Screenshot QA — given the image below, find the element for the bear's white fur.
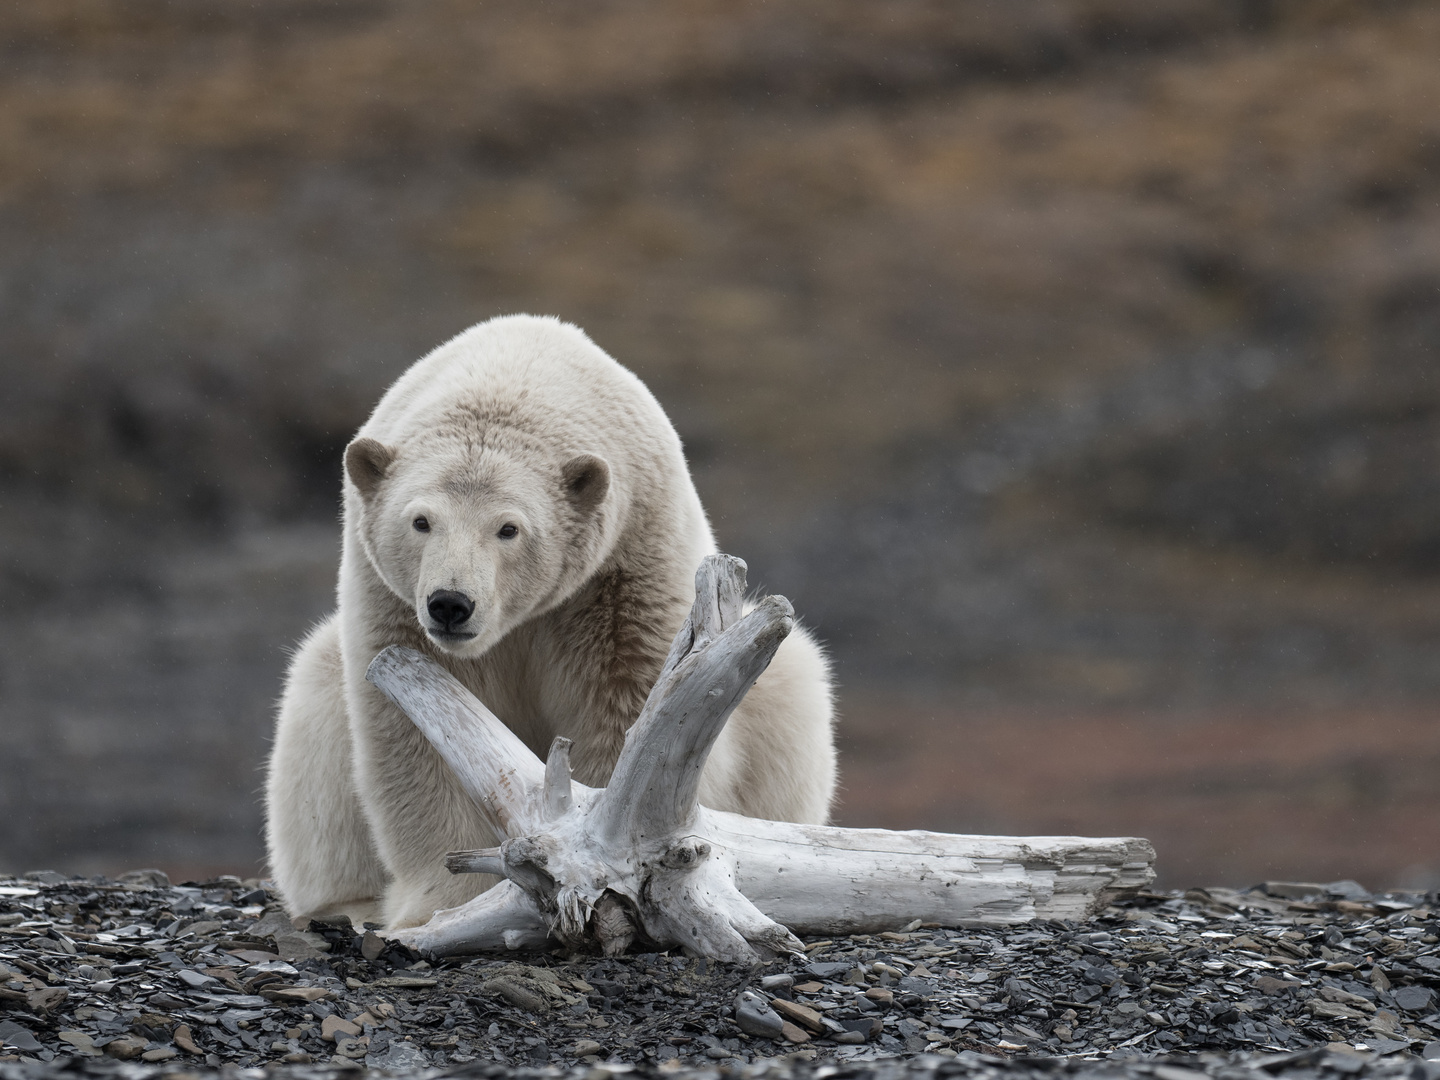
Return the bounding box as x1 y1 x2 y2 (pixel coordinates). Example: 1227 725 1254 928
265 315 837 929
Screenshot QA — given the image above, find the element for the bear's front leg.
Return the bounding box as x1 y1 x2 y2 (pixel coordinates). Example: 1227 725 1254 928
346 673 503 929
266 615 391 924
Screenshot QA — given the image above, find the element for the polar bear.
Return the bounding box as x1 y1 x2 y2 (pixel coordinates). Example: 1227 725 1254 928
265 315 837 930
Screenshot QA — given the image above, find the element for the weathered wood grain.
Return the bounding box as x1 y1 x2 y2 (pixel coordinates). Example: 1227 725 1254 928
370 555 1157 960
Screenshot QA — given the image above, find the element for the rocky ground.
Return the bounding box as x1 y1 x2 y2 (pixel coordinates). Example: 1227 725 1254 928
2 872 1438 1079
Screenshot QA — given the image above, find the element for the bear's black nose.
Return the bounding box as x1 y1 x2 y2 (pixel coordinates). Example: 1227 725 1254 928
426 590 475 631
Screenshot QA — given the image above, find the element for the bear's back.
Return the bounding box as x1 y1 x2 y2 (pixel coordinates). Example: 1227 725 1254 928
362 315 675 462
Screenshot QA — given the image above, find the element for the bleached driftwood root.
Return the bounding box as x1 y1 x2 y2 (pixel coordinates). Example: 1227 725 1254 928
367 555 1156 963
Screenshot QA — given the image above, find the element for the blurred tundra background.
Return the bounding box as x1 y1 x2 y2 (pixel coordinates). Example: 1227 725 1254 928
2 0 1439 891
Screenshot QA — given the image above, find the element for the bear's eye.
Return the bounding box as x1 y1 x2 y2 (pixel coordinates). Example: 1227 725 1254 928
412 516 430 533
497 523 519 540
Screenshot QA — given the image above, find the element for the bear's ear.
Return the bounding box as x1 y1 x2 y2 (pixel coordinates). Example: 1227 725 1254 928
345 437 397 499
561 454 610 512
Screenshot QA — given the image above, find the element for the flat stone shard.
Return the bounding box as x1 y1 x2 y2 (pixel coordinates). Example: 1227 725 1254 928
55 1030 101 1056
780 1021 811 1043
116 868 170 889
1327 880 1373 901
772 997 826 1034
103 1036 148 1060
320 1015 361 1042
1394 984 1434 1012
334 1035 369 1059
0 1022 41 1052
25 986 67 1013
262 985 332 1003
172 1024 201 1055
249 910 331 960
1254 975 1299 995
1263 881 1330 899
21 871 68 886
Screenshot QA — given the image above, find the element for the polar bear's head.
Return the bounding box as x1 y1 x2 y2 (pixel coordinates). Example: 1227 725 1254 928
344 432 613 657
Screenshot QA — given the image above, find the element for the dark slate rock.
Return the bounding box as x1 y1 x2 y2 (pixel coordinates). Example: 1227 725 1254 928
1364 1037 1410 1056
837 1017 881 1040
19 872 68 886
897 976 938 996
1326 880 1373 901
0 1024 41 1053
1394 985 1435 1012
733 991 784 1039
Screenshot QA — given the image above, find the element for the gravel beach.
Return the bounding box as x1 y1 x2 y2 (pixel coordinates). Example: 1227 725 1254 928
3 872 1438 1079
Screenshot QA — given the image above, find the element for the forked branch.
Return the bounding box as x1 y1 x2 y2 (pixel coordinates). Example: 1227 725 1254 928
368 555 1156 960
595 556 792 845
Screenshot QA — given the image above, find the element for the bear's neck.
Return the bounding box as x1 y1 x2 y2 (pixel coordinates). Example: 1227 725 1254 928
504 546 699 782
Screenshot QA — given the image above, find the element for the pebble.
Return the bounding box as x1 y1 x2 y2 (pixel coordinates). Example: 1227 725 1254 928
359 931 385 962
318 1015 360 1042
53 1032 98 1057
101 1036 146 1060
780 1021 811 1043
735 990 785 1039
171 1024 199 1055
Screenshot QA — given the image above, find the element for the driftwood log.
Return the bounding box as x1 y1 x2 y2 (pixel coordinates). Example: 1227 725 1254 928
368 555 1155 963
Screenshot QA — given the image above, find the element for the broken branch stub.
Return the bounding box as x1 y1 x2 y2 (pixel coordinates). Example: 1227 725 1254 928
368 554 1157 961
542 736 574 819
387 877 550 955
